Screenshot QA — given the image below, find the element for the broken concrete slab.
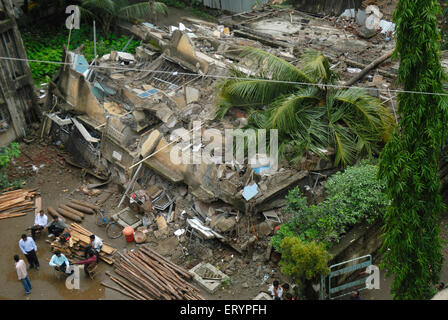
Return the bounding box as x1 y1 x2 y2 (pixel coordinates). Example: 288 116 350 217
185 87 200 104
214 216 236 233
166 30 209 74
189 262 230 294
253 292 273 300
141 130 162 157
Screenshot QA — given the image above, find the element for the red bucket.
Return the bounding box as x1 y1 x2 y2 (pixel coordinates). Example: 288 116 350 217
123 226 134 242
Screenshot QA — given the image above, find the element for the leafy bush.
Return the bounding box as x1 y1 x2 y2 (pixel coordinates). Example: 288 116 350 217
271 161 388 250
278 236 331 282
21 25 140 84
0 143 21 189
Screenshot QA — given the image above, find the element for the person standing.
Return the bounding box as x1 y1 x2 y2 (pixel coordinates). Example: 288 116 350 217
268 280 283 300
18 234 40 270
14 255 32 295
30 210 48 239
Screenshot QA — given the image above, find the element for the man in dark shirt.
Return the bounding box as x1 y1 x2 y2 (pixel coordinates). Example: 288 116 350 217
47 216 67 238
350 290 362 300
73 251 97 277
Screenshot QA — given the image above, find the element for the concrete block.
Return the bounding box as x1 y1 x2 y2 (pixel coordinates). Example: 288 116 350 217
253 292 273 300
185 87 200 104
141 130 161 157
189 262 230 294
112 207 142 230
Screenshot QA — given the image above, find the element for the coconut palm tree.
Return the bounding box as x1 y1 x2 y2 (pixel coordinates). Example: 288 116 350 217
81 0 168 36
216 47 395 166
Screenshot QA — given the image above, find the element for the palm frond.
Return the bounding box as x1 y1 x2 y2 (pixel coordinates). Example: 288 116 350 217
333 88 390 130
117 3 151 21
154 2 168 15
329 123 357 166
225 79 295 106
267 87 321 133
248 110 269 129
78 6 100 23
240 46 315 83
301 50 337 84
82 0 116 15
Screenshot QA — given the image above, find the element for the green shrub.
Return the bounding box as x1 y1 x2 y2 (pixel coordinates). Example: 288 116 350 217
21 25 140 84
278 236 331 282
0 143 21 190
271 161 388 250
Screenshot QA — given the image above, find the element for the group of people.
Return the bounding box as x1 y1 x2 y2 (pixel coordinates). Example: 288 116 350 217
268 280 295 300
14 209 103 295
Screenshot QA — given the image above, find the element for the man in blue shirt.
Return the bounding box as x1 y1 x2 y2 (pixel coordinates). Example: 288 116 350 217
18 234 40 270
49 250 73 274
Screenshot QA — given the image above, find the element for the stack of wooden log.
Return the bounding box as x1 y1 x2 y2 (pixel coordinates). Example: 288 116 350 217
47 199 100 223
49 223 117 265
103 244 204 300
0 188 36 220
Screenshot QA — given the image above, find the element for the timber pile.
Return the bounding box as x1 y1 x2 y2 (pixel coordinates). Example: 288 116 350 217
103 244 204 300
49 223 117 265
0 188 36 220
49 200 97 222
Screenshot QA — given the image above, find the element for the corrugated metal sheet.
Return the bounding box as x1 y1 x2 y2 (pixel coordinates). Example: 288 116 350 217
202 0 269 13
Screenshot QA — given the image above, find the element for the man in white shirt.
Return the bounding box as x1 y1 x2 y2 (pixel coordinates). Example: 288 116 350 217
49 250 73 274
18 234 40 270
84 234 102 261
14 254 32 294
268 280 283 300
30 210 48 239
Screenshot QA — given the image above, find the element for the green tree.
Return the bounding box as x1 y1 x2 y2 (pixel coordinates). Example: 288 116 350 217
378 0 448 300
216 47 394 166
81 0 168 36
278 236 331 283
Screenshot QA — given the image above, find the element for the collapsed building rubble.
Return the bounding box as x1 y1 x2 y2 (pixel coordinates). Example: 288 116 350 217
38 4 403 281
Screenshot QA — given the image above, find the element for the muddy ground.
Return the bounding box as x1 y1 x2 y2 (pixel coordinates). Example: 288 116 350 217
4 139 448 300
0 139 290 300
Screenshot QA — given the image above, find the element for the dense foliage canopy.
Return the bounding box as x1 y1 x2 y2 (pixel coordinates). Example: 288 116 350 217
378 0 448 300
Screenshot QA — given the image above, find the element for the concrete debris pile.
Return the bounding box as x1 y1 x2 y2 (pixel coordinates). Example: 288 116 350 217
49 223 117 265
0 188 37 220
41 4 398 269
103 244 204 300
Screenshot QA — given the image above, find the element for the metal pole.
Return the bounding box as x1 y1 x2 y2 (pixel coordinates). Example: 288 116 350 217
93 20 97 66
118 163 143 208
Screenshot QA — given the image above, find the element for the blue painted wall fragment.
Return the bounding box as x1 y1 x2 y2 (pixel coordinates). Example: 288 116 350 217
242 183 259 201
138 88 160 98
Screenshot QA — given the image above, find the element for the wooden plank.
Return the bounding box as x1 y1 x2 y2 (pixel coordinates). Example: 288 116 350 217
0 212 27 219
57 207 82 222
70 199 101 211
34 196 42 215
66 202 95 214
60 204 85 219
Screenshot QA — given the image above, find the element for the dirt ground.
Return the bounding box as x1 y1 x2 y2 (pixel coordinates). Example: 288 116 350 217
3 138 448 300
0 139 288 300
